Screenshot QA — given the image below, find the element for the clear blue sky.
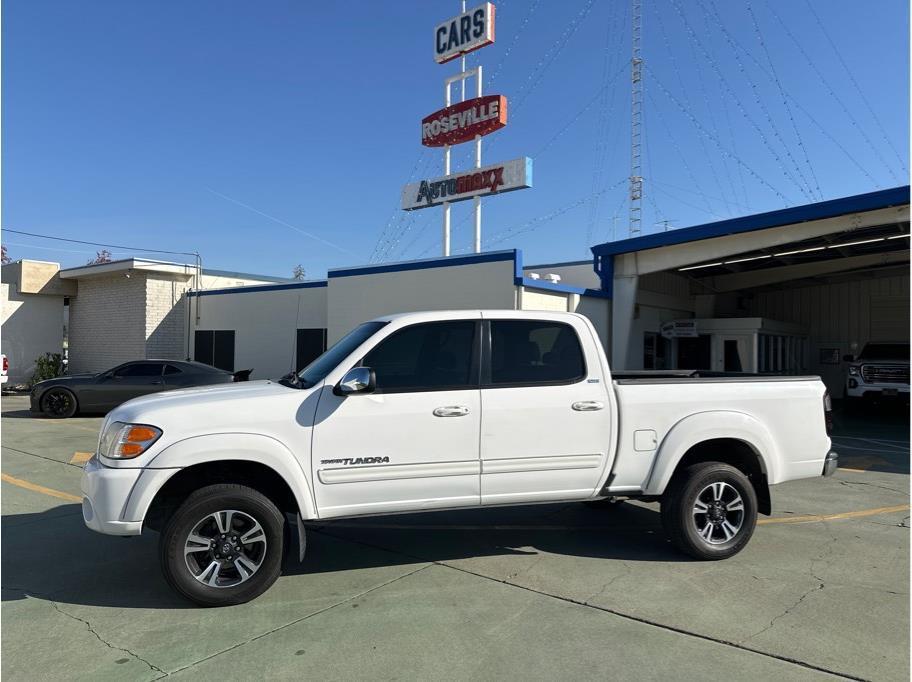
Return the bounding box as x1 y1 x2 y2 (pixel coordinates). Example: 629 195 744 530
2 0 908 278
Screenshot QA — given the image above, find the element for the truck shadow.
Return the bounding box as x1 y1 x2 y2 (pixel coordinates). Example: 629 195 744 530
1 501 678 609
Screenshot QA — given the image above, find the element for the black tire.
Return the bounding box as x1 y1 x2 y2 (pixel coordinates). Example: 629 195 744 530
661 462 757 560
41 388 78 418
160 484 285 607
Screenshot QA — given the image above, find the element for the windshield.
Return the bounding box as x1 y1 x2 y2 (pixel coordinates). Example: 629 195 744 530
295 321 387 388
858 344 910 361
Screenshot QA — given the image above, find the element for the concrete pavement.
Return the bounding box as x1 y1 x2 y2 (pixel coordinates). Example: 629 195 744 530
1 395 908 680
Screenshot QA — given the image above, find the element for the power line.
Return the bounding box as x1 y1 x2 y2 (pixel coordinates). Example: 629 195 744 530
698 0 816 202
651 2 729 216
746 2 823 201
585 1 629 250
2 228 198 257
703 1 881 190
484 178 627 247
667 0 798 205
485 0 542 87
802 0 907 175
460 0 599 169
646 88 723 220
761 0 901 184
703 1 815 202
648 65 791 205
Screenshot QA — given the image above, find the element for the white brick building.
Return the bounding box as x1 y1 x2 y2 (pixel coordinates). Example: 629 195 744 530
55 259 292 373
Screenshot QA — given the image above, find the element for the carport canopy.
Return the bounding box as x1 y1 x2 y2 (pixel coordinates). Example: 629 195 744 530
591 186 910 367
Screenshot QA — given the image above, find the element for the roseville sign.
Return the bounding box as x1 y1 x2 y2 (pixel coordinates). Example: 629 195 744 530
434 3 495 64
421 95 507 147
401 157 532 211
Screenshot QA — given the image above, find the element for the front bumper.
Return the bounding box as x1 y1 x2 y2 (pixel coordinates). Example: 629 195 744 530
845 382 910 399
822 451 838 477
80 456 143 535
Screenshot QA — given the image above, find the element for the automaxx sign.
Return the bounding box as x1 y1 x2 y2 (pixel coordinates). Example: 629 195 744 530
401 157 532 211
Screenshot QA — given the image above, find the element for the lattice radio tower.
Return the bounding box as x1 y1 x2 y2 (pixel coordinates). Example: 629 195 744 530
629 0 644 237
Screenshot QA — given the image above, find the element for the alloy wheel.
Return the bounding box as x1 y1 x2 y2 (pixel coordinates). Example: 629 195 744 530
692 481 744 545
183 510 268 588
44 390 72 417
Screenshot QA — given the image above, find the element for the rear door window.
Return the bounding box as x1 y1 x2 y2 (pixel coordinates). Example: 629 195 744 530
487 320 585 386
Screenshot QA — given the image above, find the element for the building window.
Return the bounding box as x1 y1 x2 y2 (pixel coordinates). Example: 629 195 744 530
644 332 668 369
194 330 235 372
296 328 328 372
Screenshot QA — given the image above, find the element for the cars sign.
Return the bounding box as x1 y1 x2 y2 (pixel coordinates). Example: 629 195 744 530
434 3 495 64
421 95 507 147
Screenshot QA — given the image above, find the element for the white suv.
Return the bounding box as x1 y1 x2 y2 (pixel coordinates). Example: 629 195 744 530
845 342 910 404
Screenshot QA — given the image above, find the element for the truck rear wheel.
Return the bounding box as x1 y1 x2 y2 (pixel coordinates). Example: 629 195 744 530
661 462 757 560
160 483 285 606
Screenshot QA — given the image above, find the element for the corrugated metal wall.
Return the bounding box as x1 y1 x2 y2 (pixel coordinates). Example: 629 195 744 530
748 270 909 396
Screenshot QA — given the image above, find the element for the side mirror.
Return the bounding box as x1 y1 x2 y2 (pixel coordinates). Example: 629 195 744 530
336 367 376 395
842 354 854 362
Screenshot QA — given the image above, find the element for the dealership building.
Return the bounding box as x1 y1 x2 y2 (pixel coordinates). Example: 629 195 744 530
2 186 908 396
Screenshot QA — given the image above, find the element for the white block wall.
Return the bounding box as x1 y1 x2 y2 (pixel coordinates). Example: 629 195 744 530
68 272 192 373
520 286 611 350
749 270 909 396
146 275 191 359
189 284 328 380
68 273 150 372
1 282 65 384
327 259 518 343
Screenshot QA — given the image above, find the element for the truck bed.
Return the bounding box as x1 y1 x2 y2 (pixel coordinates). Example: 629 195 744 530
612 370 821 384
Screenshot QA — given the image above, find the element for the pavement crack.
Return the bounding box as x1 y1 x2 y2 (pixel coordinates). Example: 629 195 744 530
163 563 431 677
49 600 166 675
313 528 864 681
0 445 83 469
584 562 631 605
837 479 909 496
740 581 825 644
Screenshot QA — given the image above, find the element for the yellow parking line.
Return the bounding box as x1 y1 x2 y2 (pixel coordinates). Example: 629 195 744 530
69 452 93 465
758 504 910 525
0 473 82 503
0 470 907 527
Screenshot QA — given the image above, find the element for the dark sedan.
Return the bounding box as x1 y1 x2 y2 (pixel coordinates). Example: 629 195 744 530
30 360 244 418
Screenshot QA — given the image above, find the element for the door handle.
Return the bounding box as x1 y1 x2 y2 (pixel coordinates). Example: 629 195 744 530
572 400 604 411
433 405 470 417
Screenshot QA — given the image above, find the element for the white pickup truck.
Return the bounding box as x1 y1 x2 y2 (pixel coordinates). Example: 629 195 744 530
81 311 836 606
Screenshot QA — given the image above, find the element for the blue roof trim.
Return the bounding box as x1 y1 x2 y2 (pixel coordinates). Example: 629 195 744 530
591 186 910 257
515 276 612 299
189 280 328 297
329 250 518 278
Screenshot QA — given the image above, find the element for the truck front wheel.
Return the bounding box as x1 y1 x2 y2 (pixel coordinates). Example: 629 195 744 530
661 462 757 560
160 483 285 606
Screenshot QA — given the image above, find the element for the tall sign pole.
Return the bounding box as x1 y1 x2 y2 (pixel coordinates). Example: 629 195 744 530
629 0 643 237
405 3 532 253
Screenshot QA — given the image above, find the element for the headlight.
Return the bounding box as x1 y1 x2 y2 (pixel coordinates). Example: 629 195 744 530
848 365 859 376
99 421 162 459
